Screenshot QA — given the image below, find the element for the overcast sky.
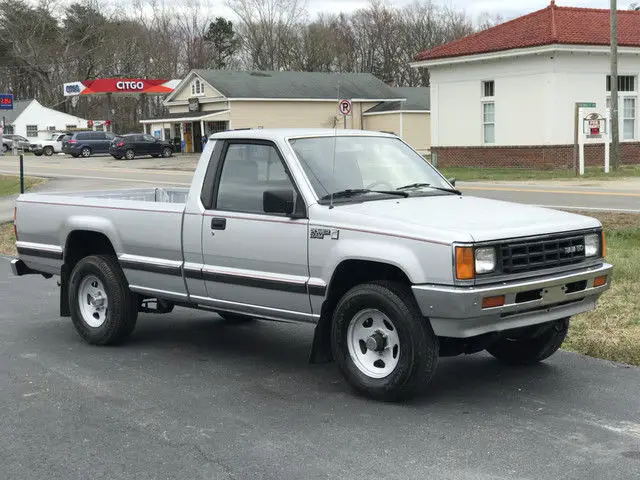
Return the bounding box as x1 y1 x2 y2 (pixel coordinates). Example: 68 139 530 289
307 0 639 18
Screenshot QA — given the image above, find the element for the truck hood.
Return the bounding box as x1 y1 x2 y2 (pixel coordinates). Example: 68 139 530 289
316 195 601 243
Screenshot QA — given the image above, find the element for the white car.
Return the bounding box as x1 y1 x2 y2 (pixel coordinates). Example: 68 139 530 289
31 132 68 156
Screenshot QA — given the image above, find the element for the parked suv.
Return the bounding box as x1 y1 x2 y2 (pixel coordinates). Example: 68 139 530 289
110 133 174 160
62 131 116 157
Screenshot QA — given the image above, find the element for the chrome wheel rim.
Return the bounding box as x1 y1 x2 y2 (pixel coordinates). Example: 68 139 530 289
126 150 134 159
82 148 90 157
347 308 400 379
163 148 171 157
78 275 109 328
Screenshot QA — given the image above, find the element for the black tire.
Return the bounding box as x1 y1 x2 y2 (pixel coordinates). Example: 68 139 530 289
125 149 135 160
218 312 255 323
68 255 138 345
43 146 54 156
34 151 43 156
81 147 91 158
162 147 172 158
71 154 79 158
331 281 438 402
486 318 569 365
112 155 123 160
2 144 8 152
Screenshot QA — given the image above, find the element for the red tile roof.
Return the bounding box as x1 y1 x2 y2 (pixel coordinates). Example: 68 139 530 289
415 1 640 61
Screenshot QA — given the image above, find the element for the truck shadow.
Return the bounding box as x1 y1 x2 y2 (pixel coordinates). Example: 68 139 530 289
126 312 568 405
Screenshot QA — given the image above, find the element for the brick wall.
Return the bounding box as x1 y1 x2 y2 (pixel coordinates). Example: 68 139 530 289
432 143 640 169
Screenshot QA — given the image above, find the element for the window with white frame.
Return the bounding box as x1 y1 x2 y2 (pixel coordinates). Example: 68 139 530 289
623 97 636 140
26 125 38 137
482 80 495 98
191 78 205 96
607 75 635 92
482 102 495 144
606 75 637 140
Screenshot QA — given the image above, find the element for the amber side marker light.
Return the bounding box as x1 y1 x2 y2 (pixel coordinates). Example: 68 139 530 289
601 230 606 258
482 295 505 309
455 246 474 280
593 276 607 288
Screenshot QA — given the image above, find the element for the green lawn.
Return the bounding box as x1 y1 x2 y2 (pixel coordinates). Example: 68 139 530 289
439 165 640 182
0 175 43 197
564 212 640 366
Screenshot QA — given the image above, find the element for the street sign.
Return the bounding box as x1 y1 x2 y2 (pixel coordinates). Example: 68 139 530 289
0 93 13 110
577 102 596 108
338 99 352 116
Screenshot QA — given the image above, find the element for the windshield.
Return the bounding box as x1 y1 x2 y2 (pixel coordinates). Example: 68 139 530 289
289 136 451 200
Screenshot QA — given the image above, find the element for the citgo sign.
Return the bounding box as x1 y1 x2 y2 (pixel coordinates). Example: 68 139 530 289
63 78 177 96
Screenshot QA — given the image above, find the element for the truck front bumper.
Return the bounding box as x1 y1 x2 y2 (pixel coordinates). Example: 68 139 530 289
412 263 612 338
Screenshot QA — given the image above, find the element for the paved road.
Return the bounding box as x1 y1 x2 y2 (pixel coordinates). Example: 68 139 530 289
0 155 638 216
1 258 639 480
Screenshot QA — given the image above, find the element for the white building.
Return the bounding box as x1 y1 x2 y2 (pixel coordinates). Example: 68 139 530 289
412 1 640 168
2 99 88 142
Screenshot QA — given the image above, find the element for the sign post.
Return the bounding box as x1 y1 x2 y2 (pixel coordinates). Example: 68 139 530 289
338 99 352 129
577 107 608 175
0 94 13 157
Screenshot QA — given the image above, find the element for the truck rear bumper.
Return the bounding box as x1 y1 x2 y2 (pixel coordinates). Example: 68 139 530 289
11 258 42 276
412 263 612 338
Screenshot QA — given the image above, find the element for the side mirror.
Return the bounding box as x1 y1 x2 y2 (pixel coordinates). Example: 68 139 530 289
448 178 456 187
263 189 294 216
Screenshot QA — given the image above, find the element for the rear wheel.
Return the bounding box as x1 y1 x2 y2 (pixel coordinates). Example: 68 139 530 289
162 147 172 158
68 255 138 345
81 147 91 158
43 146 54 156
125 149 135 160
486 318 569 365
331 281 438 402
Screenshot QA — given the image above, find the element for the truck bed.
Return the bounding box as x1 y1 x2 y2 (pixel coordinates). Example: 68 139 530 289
14 187 190 299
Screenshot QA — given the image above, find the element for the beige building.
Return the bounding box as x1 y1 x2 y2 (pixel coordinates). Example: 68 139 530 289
141 70 430 154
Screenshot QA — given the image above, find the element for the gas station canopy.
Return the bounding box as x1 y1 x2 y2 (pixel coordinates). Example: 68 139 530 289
63 78 181 96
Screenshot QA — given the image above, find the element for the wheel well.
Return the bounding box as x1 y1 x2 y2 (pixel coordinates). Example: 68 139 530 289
59 230 117 317
309 260 411 364
64 230 116 269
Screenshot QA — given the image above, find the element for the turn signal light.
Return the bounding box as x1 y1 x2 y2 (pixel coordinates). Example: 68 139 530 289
455 246 474 280
593 276 607 288
482 295 505 309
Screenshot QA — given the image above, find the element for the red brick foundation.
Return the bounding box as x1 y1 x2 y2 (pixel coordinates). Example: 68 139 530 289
432 143 640 169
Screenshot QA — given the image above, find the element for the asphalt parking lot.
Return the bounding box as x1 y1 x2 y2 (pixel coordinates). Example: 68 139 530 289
1 258 639 480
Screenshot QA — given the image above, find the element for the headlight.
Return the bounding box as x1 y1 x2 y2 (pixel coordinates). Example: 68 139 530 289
475 247 496 274
584 233 600 257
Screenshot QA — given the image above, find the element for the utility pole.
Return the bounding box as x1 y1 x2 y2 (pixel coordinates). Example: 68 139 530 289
610 0 620 170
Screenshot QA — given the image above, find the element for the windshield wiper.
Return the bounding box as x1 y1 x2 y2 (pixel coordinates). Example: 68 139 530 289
320 189 408 201
396 183 461 195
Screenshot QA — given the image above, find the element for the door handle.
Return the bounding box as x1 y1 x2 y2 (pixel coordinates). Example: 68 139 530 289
211 217 227 230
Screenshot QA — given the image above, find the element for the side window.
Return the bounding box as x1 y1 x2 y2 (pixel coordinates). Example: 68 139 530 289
105 132 115 140
76 132 89 140
216 143 295 215
143 134 156 142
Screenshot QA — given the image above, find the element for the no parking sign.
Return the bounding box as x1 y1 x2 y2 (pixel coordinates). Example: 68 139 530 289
338 99 352 116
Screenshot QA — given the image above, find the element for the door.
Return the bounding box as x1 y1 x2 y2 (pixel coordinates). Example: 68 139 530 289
143 134 160 155
198 140 313 322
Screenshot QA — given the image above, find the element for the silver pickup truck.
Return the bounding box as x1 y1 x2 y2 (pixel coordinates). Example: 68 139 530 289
11 128 612 401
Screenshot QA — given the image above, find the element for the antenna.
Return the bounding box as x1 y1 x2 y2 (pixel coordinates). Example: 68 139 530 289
330 76 340 210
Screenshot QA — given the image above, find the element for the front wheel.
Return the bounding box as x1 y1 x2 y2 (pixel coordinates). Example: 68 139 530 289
125 149 135 160
68 255 138 345
331 281 439 402
162 147 172 158
34 151 43 156
486 318 569 365
43 146 54 156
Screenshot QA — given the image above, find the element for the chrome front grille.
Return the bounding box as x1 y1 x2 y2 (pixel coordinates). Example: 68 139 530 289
499 233 586 275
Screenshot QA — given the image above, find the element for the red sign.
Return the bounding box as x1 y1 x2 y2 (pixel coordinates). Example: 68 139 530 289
64 78 177 96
